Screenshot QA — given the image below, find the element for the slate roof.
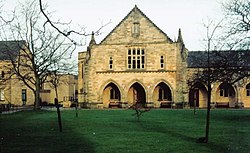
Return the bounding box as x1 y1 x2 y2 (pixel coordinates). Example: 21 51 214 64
0 40 25 60
188 50 250 68
100 5 173 44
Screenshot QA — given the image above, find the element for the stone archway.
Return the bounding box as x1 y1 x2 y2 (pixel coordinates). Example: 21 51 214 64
153 82 172 108
127 82 146 106
215 82 236 108
189 82 208 108
244 83 250 107
103 83 121 108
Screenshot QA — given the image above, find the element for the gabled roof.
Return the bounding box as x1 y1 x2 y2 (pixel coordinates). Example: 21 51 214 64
0 40 25 60
188 50 250 68
100 5 173 44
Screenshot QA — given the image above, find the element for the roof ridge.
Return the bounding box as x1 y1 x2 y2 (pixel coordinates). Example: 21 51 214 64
100 5 173 44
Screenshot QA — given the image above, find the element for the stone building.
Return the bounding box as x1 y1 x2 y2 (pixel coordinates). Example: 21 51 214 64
78 6 250 108
0 41 77 107
187 51 250 108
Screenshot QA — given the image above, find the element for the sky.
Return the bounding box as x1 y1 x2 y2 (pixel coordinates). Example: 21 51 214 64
5 0 225 52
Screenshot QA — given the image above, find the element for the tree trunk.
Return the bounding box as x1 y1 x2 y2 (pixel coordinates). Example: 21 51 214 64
55 87 58 100
205 83 211 143
34 78 41 110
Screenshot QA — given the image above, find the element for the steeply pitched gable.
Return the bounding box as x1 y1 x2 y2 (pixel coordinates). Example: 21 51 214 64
100 5 173 45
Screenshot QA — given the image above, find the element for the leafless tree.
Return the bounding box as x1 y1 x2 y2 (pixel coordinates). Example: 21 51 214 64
128 103 150 121
0 0 75 110
189 0 250 142
222 0 250 50
38 0 110 45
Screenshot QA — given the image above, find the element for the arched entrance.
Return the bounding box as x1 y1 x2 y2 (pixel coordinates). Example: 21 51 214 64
244 83 250 107
189 82 208 108
102 83 121 108
246 83 250 96
215 82 236 107
153 82 172 108
127 82 146 106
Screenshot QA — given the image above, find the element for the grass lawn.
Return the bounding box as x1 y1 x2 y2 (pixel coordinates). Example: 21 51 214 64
1 109 250 153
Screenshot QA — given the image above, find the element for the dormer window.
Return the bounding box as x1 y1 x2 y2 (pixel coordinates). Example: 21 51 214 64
132 22 140 37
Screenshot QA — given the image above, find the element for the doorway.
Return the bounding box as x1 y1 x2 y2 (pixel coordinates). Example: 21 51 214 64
128 82 146 106
189 82 208 108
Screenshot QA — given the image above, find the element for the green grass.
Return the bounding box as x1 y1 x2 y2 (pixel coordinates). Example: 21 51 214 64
1 109 250 153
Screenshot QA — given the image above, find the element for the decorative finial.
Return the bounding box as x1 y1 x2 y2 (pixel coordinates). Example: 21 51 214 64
134 4 138 10
89 31 96 46
177 28 184 44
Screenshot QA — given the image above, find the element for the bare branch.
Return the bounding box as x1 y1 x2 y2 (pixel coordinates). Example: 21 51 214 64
38 0 111 46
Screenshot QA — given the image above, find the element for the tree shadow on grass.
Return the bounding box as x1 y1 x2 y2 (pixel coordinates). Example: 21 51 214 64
0 110 95 153
133 119 228 153
214 114 250 123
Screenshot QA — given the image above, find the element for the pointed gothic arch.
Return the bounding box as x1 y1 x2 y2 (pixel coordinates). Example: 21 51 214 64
153 82 172 108
127 82 146 107
243 83 250 107
215 82 236 107
189 82 208 108
102 82 121 108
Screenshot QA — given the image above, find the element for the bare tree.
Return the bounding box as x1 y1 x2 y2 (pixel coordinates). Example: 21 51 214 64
128 103 150 121
38 0 110 45
222 0 250 50
188 0 250 142
188 19 222 143
0 0 75 110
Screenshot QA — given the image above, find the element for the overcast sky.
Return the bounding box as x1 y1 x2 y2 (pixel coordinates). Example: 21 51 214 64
5 0 225 52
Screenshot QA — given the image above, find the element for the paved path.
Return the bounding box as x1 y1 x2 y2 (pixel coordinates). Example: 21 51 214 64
1 106 33 115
